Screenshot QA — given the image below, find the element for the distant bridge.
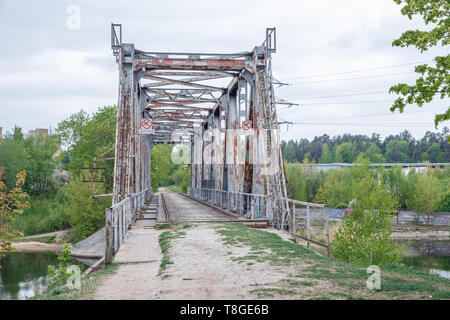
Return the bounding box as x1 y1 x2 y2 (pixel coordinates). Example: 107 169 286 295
302 162 450 172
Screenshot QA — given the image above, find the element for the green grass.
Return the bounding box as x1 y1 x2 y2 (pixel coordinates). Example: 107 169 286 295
156 222 192 230
32 264 119 300
12 235 56 244
158 228 187 274
214 222 450 300
167 185 183 193
13 193 71 236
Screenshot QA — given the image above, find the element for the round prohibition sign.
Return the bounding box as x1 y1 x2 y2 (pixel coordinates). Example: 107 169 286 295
142 119 152 129
242 120 252 130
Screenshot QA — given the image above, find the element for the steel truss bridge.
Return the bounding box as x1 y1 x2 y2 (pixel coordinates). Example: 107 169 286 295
108 24 294 231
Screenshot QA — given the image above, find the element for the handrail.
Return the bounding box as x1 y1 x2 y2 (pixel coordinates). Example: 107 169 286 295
191 187 330 256
105 187 152 264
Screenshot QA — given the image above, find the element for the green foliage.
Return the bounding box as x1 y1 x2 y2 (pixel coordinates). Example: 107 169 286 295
335 142 357 163
0 168 30 264
151 145 176 192
319 144 334 163
439 190 450 212
13 193 71 236
358 142 386 163
385 140 410 162
60 178 110 241
390 0 449 127
0 127 57 195
56 106 117 190
285 163 307 201
408 170 442 220
281 128 449 164
47 244 75 291
330 175 406 266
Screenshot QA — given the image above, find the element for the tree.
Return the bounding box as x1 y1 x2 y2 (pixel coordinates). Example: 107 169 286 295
55 110 90 151
409 170 442 223
335 142 357 163
319 144 334 163
385 140 410 162
390 0 449 129
283 141 297 163
358 142 386 163
330 175 406 265
61 177 110 241
0 168 30 261
151 145 176 192
285 164 307 201
303 152 312 163
56 106 117 190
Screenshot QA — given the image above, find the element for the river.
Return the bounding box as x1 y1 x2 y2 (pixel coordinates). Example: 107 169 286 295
1 240 449 300
0 252 87 300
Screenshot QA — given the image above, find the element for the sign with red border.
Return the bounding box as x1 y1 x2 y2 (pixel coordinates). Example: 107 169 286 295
142 119 152 129
242 120 252 130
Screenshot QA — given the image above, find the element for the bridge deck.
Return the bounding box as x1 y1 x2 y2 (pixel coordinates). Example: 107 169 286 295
159 190 236 222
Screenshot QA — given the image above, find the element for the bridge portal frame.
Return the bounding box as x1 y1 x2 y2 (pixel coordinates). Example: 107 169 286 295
110 24 289 227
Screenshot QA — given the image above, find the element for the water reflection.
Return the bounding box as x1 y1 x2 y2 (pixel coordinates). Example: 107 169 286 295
0 252 86 300
401 240 450 280
0 252 57 300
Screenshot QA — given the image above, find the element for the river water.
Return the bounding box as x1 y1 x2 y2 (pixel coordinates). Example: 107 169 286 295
401 239 450 280
1 240 449 300
0 252 87 300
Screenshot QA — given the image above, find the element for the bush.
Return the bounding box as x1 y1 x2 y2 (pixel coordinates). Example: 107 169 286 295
439 191 450 212
330 175 407 266
61 178 110 241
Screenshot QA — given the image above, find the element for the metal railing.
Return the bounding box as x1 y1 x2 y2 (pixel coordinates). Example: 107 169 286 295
192 187 330 256
192 187 270 220
105 188 152 264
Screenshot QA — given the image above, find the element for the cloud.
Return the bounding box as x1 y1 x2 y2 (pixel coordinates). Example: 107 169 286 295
0 0 447 139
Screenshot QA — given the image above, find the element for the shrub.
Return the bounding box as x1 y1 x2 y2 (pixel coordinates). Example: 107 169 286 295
61 178 110 241
330 175 407 266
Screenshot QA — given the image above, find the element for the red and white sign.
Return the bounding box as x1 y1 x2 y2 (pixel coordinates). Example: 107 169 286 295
142 119 152 129
242 120 252 130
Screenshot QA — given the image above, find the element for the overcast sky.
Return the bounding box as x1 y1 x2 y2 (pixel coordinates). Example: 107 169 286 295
0 0 448 141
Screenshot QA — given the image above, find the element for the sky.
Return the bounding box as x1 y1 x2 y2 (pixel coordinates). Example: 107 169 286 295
0 0 448 141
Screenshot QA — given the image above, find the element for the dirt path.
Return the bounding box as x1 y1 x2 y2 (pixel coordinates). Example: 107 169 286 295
92 224 310 300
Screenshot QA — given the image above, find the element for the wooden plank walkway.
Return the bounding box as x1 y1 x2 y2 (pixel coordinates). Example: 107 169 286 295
161 192 236 222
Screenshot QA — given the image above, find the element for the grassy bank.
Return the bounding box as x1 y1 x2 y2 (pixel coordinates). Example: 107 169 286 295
32 264 119 300
13 193 71 236
215 222 450 299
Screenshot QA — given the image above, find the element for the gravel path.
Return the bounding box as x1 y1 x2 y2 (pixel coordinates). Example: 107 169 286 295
91 224 299 300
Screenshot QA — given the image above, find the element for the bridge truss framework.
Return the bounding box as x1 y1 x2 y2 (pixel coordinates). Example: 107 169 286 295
110 24 291 227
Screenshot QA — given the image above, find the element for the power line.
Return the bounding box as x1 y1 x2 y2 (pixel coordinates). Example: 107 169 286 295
280 60 433 81
281 107 446 123
287 122 433 128
286 71 415 86
287 90 387 100
284 89 446 101
294 99 394 106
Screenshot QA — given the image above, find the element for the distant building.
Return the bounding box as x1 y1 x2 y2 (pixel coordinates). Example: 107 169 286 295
28 128 48 139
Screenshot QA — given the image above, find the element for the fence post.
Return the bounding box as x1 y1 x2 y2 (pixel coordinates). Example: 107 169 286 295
324 207 331 257
292 201 296 242
105 207 113 264
306 205 311 251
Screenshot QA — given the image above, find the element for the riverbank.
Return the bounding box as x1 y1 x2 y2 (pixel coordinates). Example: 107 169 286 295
4 229 73 253
41 222 449 300
390 224 450 240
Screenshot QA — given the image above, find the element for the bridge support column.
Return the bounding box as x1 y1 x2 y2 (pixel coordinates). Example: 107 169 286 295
113 43 135 204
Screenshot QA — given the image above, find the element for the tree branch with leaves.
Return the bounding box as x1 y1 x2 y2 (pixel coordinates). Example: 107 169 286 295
390 0 449 129
0 168 30 259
